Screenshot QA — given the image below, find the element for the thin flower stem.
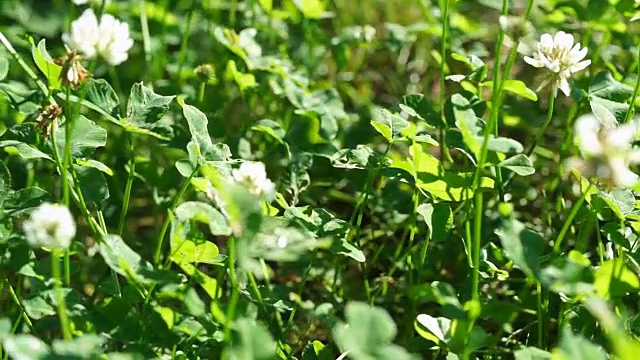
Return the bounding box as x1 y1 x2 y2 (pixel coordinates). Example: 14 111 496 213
623 45 640 124
139 0 152 71
536 281 544 348
466 1 509 331
487 0 509 198
117 137 136 236
438 0 453 164
177 0 197 84
153 166 199 266
223 237 239 353
0 32 50 97
229 0 238 27
62 89 73 207
246 269 290 356
471 191 483 302
51 249 72 340
5 279 35 332
526 91 556 157
553 181 594 253
198 82 206 105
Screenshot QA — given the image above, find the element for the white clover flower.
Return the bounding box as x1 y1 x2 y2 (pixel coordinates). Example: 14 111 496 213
567 114 640 187
62 9 133 66
232 162 276 199
23 203 76 249
524 31 591 96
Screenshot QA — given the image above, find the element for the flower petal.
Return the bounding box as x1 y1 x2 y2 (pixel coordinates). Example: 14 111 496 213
557 76 571 96
524 56 545 68
569 59 591 73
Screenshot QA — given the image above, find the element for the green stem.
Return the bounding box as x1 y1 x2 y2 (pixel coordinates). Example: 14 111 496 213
153 166 198 265
526 90 556 157
62 89 72 207
553 182 593 253
0 32 50 96
437 0 453 164
223 237 239 351
623 45 640 123
198 82 206 105
52 250 72 340
117 137 136 236
487 0 511 198
471 192 483 302
229 0 238 27
139 0 152 74
536 281 544 348
5 280 35 333
177 1 197 84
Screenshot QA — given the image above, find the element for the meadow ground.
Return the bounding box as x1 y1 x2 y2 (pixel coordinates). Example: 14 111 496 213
2 0 640 359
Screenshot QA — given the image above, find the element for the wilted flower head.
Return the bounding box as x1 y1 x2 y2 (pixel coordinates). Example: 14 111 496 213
54 51 90 87
63 9 133 66
524 31 591 96
23 203 76 249
566 114 640 187
36 103 63 139
232 162 276 199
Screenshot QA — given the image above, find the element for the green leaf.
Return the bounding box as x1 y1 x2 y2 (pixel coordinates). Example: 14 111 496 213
483 80 538 101
556 327 607 360
0 56 8 82
76 159 114 176
589 71 634 103
226 60 256 91
590 97 629 126
333 302 413 359
170 218 223 264
498 154 535 176
292 0 326 19
2 335 50 359
332 239 365 262
124 83 175 139
495 217 543 278
55 115 107 158
415 314 451 346
487 137 523 154
85 78 120 117
251 119 286 144
106 353 145 360
178 98 232 161
594 259 640 299
402 94 444 129
52 335 104 358
514 347 551 360
371 108 409 142
22 291 57 319
228 318 276 360
0 318 10 340
183 287 206 318
588 71 634 125
417 203 452 242
452 93 483 156
99 234 144 279
30 39 62 90
175 201 230 236
601 222 632 249
3 186 51 216
0 140 53 161
73 164 109 208
540 250 594 295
